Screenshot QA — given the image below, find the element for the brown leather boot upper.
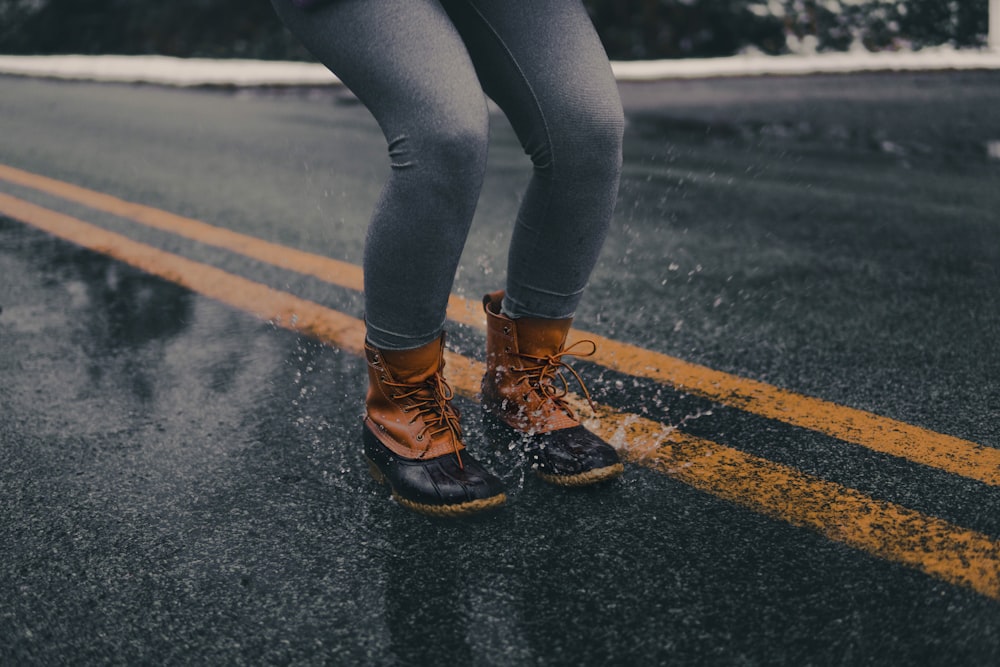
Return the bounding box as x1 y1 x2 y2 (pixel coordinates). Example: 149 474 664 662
482 291 593 434
364 336 465 463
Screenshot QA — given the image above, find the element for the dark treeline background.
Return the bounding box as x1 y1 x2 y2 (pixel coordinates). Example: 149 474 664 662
0 1 990 61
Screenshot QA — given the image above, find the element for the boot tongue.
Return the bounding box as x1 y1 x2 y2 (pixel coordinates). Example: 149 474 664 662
514 317 572 357
382 338 444 384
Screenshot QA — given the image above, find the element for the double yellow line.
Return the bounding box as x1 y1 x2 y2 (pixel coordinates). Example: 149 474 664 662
1 163 997 599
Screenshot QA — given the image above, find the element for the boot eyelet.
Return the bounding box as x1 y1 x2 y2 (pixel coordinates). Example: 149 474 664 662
371 353 379 362
416 434 424 441
504 346 511 353
503 326 511 334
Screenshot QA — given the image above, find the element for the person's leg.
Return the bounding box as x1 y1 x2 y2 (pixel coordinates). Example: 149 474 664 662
271 0 490 350
442 0 625 485
442 0 625 320
270 0 506 515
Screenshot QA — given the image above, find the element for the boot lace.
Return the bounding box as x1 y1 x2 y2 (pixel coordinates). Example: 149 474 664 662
513 339 599 419
385 374 464 468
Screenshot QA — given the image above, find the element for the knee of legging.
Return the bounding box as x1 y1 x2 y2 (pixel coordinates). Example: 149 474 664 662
388 116 488 184
540 102 625 182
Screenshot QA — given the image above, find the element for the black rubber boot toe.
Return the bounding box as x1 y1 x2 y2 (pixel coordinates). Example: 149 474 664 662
523 425 624 486
363 424 507 517
484 414 624 487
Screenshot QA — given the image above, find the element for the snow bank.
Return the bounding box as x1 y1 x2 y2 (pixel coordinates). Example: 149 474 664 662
0 55 341 87
0 49 998 87
611 48 1000 80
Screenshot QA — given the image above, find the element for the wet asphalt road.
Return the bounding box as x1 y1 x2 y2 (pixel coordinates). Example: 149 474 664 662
1 71 999 665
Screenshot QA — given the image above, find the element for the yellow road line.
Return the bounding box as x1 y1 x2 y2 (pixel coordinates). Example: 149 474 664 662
0 192 366 357
633 426 1000 601
0 163 366 292
2 191 998 600
569 337 1000 488
1 163 997 486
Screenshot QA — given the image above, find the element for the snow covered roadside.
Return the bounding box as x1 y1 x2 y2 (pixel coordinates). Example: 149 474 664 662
0 54 341 87
0 49 999 87
612 48 1000 80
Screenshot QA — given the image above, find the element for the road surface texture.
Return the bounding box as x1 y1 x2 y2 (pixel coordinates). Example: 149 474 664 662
1 70 999 665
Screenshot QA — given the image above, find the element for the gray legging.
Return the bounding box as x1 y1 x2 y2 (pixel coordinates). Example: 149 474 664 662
271 0 624 350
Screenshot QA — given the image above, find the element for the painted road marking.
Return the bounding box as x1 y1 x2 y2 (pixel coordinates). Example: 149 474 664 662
1 191 997 600
1 163 997 486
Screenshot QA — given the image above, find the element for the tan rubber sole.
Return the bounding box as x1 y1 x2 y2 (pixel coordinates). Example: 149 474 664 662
536 462 625 487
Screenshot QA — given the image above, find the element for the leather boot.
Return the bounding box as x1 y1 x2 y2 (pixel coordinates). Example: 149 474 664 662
481 291 623 486
363 334 506 517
